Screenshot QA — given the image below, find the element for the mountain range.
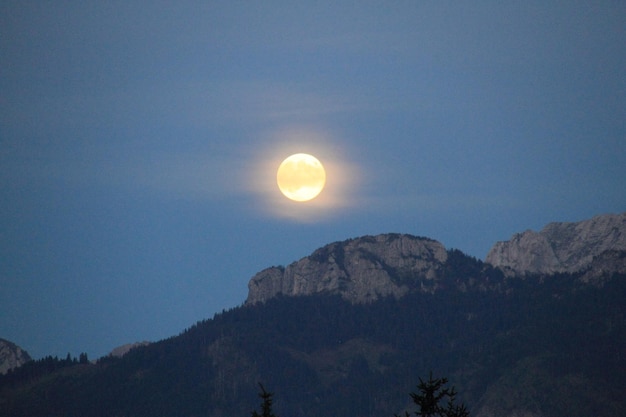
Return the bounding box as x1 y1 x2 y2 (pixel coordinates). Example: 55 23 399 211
1 212 625 417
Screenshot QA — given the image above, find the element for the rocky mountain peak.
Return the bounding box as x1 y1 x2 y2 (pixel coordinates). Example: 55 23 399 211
0 338 32 375
246 233 448 304
486 212 626 276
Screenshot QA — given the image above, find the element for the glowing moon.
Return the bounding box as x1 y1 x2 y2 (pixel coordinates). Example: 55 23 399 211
276 153 326 202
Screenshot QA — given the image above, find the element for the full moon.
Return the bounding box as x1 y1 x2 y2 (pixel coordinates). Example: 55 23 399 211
276 153 326 202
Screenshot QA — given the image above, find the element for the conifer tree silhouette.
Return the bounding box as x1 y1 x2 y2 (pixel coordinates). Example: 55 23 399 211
395 372 469 417
251 383 278 417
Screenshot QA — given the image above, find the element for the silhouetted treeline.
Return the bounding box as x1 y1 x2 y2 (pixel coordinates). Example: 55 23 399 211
1 352 89 387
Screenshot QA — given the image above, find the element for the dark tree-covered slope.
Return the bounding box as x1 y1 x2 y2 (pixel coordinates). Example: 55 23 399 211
1 250 625 417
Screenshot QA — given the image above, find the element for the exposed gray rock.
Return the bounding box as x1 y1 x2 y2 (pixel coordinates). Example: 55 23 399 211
0 338 32 375
486 212 626 275
580 249 626 284
247 234 448 304
108 341 151 358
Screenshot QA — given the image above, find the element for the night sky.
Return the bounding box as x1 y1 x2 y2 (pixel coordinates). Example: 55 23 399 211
2 2 625 359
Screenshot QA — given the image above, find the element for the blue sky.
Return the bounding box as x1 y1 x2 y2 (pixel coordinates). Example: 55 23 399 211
1 1 625 359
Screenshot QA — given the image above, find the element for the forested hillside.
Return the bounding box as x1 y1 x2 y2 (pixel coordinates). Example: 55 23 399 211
1 248 625 417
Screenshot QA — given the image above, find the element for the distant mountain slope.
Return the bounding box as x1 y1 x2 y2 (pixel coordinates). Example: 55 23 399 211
107 341 151 358
0 339 31 375
1 270 624 417
2 213 625 417
486 212 626 275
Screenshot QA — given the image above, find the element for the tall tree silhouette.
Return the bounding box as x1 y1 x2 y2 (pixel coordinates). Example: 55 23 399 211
395 372 469 417
251 383 278 417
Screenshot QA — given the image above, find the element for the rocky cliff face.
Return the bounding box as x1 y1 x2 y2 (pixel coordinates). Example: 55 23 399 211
0 338 31 375
486 212 626 276
247 234 448 304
